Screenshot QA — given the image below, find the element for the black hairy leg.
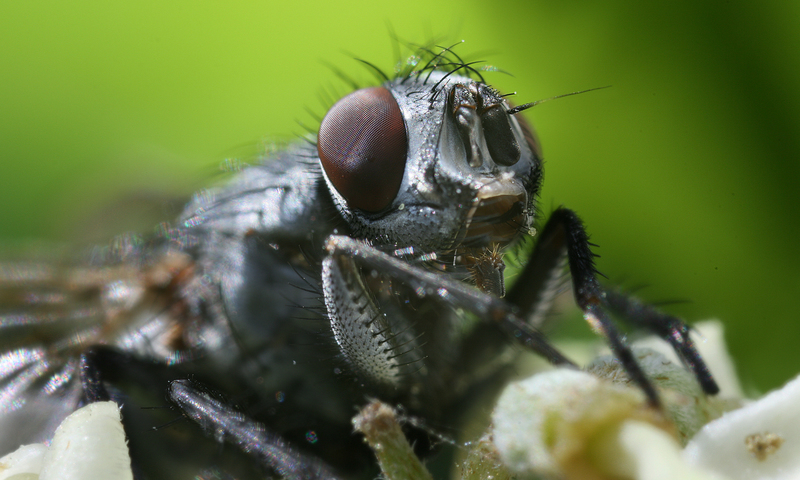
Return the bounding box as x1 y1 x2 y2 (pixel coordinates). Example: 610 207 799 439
508 207 719 404
78 346 338 479
324 207 719 408
603 289 720 395
169 380 340 480
323 235 576 370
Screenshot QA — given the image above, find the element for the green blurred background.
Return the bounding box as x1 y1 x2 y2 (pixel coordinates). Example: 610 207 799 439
1 2 798 392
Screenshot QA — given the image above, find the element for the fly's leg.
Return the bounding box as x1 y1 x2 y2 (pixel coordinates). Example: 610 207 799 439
169 380 341 480
507 207 719 402
81 348 343 479
322 235 576 386
324 205 719 407
79 346 132 403
79 346 173 403
603 290 720 394
321 252 431 390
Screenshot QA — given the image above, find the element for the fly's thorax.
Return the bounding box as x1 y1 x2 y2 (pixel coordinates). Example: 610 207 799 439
178 146 336 245
317 72 542 258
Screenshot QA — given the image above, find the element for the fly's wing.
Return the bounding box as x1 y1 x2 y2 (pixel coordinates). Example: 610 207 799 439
0 238 194 455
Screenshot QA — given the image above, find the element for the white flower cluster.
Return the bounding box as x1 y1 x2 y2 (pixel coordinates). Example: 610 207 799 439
491 321 799 480
0 402 133 480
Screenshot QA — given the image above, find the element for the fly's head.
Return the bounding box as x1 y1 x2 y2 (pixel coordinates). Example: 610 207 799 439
317 68 543 294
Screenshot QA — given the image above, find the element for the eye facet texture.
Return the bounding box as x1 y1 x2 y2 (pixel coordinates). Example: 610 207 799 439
318 87 407 213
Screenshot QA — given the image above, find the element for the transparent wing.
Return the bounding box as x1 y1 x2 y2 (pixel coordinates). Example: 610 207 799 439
0 239 193 454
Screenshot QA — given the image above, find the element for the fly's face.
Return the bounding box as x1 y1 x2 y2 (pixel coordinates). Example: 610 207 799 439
317 72 543 267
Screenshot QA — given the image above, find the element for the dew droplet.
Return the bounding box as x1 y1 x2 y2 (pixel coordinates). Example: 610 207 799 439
305 431 318 444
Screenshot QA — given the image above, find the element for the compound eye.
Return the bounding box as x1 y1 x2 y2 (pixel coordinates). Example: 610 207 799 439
318 87 407 213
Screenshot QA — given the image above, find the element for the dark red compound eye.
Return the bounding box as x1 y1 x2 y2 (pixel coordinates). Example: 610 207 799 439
317 87 408 213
